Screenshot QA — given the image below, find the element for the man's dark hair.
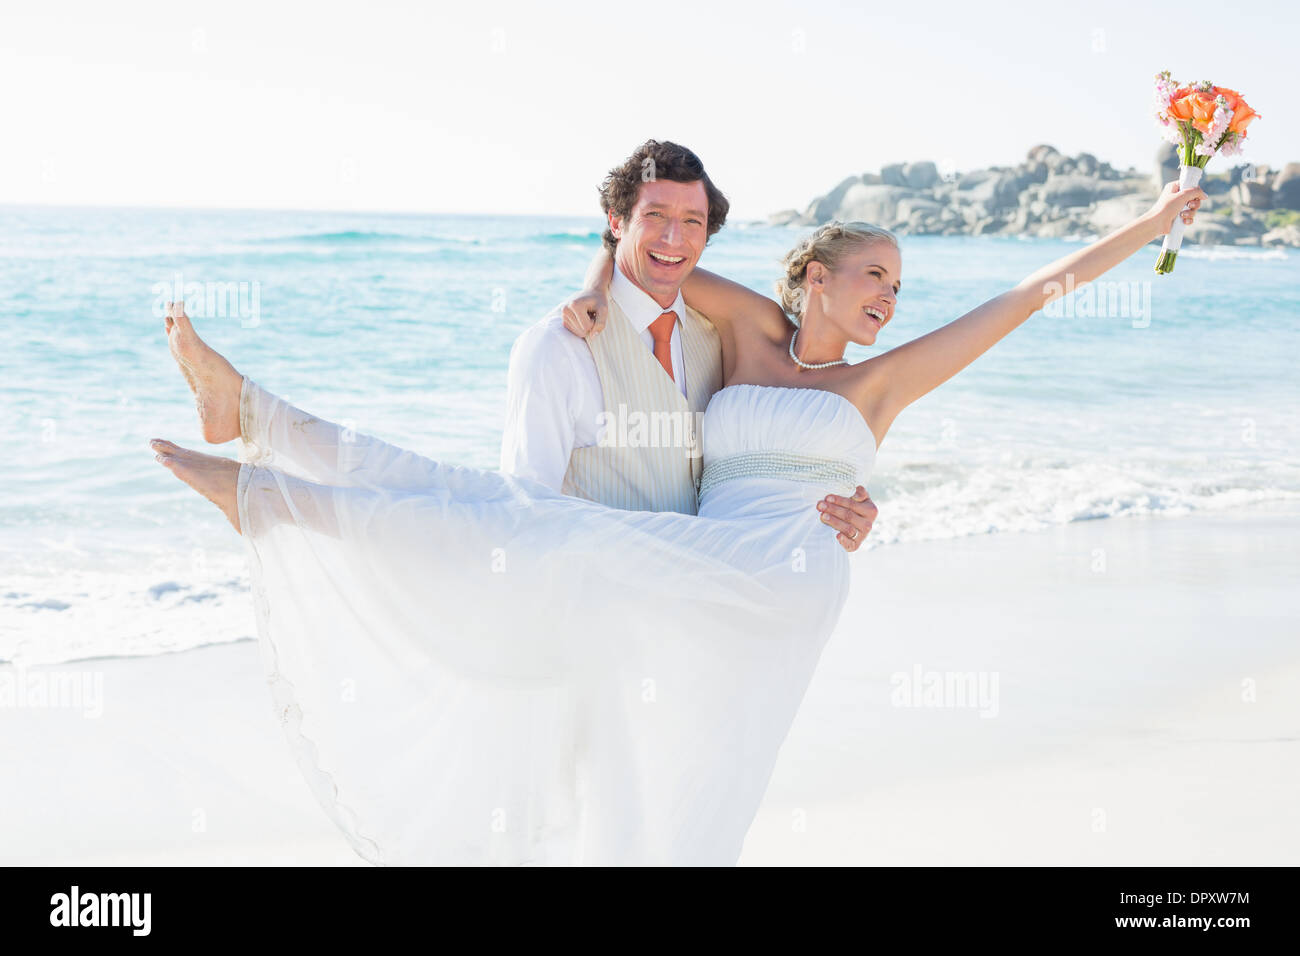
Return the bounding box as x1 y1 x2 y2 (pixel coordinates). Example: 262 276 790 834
598 140 729 254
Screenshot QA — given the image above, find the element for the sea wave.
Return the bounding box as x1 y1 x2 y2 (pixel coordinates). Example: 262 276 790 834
1175 245 1290 261
249 229 604 247
1 556 254 667
252 229 446 245
526 229 603 242
859 465 1300 550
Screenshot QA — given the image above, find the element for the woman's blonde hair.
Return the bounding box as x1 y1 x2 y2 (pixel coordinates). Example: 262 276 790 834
774 220 899 323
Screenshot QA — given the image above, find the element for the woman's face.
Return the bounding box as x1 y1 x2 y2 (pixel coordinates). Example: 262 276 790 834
806 241 901 345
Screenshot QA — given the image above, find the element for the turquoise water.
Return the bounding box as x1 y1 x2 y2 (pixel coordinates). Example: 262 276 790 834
2 206 1297 662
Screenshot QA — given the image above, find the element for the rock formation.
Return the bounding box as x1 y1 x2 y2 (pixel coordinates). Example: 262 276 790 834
768 146 1300 247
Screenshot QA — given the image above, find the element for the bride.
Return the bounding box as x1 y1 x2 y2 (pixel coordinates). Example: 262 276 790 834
152 181 1203 866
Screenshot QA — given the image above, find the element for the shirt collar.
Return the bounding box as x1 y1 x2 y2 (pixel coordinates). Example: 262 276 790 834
610 260 687 334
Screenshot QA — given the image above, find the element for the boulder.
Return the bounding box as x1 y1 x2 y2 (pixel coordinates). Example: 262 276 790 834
966 171 1022 212
1087 195 1152 234
836 183 918 225
767 208 803 226
902 161 939 190
1202 175 1233 196
1007 206 1035 232
1229 212 1266 234
1019 161 1049 185
1074 152 1099 175
809 175 868 223
931 177 958 199
1183 218 1240 246
1272 163 1300 211
1026 144 1060 164
1154 142 1179 190
1046 152 1073 174
899 210 944 235
1042 173 1128 208
880 163 909 187
1233 181 1272 209
1034 218 1086 239
956 168 995 191
1261 223 1300 246
896 197 944 221
1116 175 1160 198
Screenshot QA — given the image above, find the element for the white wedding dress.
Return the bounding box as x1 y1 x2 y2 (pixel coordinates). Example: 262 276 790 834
235 379 877 866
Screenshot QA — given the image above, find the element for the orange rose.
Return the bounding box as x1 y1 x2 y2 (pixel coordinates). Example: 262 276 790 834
1189 90 1220 130
1227 96 1258 135
1167 89 1196 121
1218 88 1259 134
1230 105 1258 133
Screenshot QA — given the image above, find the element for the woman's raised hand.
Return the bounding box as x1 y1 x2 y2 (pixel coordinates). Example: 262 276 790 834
1145 180 1207 236
561 286 609 339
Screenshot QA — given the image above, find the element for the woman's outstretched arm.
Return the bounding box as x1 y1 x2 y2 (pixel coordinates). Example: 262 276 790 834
866 181 1206 427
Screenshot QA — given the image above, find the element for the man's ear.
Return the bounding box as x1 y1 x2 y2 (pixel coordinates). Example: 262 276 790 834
608 210 623 240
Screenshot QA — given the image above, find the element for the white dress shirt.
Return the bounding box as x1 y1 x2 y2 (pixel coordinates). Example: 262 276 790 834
500 262 688 492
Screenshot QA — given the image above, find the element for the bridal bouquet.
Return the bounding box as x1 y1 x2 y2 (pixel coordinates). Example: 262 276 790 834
1152 72 1260 273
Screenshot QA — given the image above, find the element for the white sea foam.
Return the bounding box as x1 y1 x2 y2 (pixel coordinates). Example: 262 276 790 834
1 552 254 666
1175 245 1290 261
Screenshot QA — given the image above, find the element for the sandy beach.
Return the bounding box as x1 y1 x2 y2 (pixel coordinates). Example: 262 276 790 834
3 502 1297 866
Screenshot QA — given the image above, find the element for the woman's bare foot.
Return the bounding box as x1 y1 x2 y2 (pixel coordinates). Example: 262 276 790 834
151 439 242 534
165 301 244 444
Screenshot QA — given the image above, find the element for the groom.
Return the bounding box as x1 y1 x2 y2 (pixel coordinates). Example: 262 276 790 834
500 140 877 550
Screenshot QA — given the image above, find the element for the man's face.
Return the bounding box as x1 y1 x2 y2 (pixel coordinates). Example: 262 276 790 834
608 178 709 309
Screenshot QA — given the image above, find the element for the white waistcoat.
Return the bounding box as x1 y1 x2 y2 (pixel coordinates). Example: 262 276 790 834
561 298 723 515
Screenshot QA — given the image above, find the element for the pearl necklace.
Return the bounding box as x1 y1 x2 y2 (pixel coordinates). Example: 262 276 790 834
788 325 847 370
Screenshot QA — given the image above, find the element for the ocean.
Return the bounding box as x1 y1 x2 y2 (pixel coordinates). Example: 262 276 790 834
2 206 1297 664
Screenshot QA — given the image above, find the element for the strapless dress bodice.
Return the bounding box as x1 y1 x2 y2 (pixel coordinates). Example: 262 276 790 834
698 384 877 515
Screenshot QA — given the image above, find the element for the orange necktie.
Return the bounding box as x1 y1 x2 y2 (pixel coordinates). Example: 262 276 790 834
648 310 676 382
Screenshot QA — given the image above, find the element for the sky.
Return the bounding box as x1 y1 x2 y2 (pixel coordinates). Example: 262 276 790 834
2 0 1295 219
